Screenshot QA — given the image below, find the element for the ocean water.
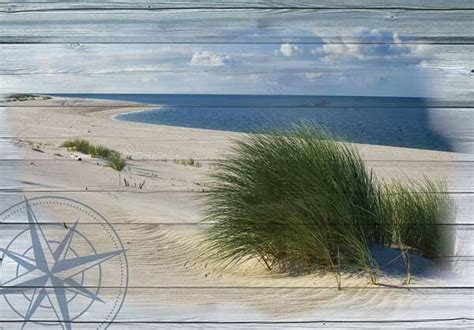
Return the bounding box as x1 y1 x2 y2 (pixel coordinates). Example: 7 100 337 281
56 94 453 151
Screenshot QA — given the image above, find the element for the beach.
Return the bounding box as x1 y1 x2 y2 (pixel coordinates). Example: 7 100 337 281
2 96 473 325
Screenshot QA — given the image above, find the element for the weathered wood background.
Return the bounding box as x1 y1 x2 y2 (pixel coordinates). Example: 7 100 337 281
0 0 473 328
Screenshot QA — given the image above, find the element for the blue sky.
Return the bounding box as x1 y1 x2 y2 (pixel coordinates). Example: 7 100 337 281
1 28 469 97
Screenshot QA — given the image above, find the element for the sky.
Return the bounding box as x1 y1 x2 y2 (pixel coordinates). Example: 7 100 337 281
1 28 471 98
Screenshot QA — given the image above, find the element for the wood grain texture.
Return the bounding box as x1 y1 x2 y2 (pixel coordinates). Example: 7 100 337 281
0 159 474 192
1 321 473 329
0 287 473 325
2 0 474 11
0 9 473 44
1 1 473 327
0 190 472 225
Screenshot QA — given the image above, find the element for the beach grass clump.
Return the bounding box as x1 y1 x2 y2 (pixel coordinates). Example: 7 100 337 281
201 124 453 282
107 154 127 171
91 145 118 159
382 179 455 261
61 139 93 155
61 139 126 172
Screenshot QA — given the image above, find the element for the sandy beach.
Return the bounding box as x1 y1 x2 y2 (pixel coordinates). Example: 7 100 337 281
1 96 473 325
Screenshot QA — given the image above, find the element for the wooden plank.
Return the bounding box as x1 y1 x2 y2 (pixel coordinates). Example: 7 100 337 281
0 288 473 325
0 321 473 329
0 9 473 44
3 1 474 11
6 318 470 329
2 44 469 74
0 191 472 225
0 159 473 192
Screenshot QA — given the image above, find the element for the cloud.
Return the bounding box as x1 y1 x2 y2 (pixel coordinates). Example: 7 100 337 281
189 51 235 67
314 28 426 63
277 43 302 57
304 71 323 79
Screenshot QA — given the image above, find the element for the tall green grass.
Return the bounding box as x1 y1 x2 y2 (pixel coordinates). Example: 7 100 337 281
107 154 127 171
382 179 455 276
61 139 92 155
61 139 126 172
201 124 454 282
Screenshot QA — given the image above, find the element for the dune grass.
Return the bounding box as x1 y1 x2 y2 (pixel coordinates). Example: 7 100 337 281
61 139 92 155
90 144 118 159
107 153 127 171
382 179 455 275
61 139 126 172
201 124 454 283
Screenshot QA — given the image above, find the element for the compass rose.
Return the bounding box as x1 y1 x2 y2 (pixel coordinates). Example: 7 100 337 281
0 197 129 329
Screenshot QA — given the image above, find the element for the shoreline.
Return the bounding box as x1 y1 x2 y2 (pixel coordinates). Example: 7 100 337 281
85 96 458 157
2 95 472 320
110 105 163 121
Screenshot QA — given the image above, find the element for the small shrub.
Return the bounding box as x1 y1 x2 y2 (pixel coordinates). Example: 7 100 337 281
61 139 126 172
107 154 126 172
186 158 202 167
92 145 118 159
174 158 202 168
203 125 383 274
61 139 93 154
201 124 454 281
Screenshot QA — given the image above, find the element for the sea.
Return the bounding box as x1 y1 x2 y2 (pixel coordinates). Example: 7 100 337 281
54 94 455 152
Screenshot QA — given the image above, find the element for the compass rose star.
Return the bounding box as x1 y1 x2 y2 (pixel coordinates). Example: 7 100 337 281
0 198 126 329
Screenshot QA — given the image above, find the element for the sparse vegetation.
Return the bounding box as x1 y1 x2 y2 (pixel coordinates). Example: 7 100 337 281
381 179 454 283
174 158 202 168
382 179 453 259
91 145 119 159
61 139 127 172
202 124 454 284
61 139 92 155
107 153 126 171
7 94 51 102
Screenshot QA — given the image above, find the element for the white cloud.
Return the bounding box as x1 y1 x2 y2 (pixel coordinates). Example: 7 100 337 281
189 51 234 67
304 71 323 79
277 43 302 57
314 28 427 63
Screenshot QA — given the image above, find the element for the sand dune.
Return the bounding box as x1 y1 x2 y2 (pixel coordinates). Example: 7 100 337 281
1 97 473 326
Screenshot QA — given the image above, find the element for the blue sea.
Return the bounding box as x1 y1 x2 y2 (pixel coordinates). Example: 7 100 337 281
55 94 453 151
